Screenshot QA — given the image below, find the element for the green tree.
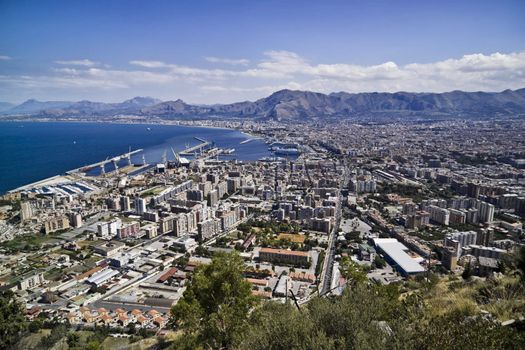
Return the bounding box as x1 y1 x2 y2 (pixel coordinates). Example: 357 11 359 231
373 255 386 269
339 256 368 285
0 290 27 349
236 302 334 350
67 332 80 348
462 261 473 280
171 252 255 349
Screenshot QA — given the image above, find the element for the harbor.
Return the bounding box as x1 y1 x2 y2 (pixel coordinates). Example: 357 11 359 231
0 122 274 195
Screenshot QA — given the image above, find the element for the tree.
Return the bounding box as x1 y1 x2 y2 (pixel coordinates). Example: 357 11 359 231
462 261 473 280
67 333 80 348
236 302 334 350
171 252 255 349
236 281 525 350
373 255 386 269
0 290 27 349
516 246 525 282
339 257 368 285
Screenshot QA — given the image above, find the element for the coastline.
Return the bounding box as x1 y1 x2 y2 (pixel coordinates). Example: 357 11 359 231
0 120 267 195
0 116 262 139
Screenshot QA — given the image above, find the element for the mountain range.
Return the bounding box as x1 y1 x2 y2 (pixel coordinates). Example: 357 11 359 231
2 88 525 120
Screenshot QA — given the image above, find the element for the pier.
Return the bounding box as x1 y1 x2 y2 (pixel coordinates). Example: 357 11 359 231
68 149 143 174
179 138 211 156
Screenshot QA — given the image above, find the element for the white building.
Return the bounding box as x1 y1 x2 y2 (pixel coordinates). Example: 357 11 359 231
426 205 450 226
373 238 425 276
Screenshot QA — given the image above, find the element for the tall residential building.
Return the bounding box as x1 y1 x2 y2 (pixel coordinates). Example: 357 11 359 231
20 201 32 222
97 218 122 238
208 189 219 207
475 200 494 224
197 218 221 241
448 208 466 225
120 195 131 212
477 229 494 246
444 231 477 257
43 216 70 234
426 205 450 226
134 197 147 215
69 213 83 228
442 246 458 271
117 221 140 239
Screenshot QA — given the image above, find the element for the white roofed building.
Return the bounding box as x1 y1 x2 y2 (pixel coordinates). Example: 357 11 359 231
373 238 425 277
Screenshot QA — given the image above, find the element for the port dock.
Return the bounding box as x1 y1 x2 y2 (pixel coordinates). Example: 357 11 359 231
67 149 143 174
179 138 211 156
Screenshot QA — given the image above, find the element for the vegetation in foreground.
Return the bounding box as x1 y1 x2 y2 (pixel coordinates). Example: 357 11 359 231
3 250 525 349
169 251 525 349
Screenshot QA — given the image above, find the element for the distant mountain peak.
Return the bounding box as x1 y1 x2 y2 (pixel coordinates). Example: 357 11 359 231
123 96 162 105
3 88 525 119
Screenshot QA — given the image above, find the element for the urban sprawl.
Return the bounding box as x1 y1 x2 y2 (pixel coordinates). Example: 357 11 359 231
1 117 525 334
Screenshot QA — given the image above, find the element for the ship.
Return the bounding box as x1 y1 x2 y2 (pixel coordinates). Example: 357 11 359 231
273 147 301 156
79 165 94 173
259 156 285 162
240 138 255 144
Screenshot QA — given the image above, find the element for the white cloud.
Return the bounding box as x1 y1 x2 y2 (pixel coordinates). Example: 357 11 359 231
205 56 250 66
0 55 11 60
54 59 98 67
129 60 170 69
1 51 524 103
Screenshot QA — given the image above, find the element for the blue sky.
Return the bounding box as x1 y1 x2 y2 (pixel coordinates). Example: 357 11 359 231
1 0 524 104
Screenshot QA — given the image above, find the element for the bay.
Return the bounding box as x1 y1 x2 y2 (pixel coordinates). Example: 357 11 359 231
0 121 271 194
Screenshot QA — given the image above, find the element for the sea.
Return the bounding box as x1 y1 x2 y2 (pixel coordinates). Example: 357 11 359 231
0 121 272 194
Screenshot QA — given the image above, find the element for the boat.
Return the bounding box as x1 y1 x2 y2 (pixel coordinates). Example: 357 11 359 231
80 165 94 172
259 156 285 162
240 138 254 144
223 148 235 154
273 147 301 156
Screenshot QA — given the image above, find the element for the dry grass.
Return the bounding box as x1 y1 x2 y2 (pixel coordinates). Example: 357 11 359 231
419 275 525 321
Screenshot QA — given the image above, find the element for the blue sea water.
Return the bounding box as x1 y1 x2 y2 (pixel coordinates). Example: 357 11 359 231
0 121 271 194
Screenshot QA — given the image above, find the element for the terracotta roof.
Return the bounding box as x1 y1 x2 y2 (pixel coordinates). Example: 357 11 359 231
75 266 104 281
153 316 166 325
147 309 160 317
289 271 316 282
158 267 178 283
246 278 268 286
137 315 149 323
259 247 309 257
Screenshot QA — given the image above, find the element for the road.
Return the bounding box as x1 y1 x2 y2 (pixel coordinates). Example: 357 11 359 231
320 162 348 296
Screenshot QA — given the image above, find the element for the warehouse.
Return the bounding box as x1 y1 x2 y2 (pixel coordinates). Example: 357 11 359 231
373 238 425 277
86 268 119 287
